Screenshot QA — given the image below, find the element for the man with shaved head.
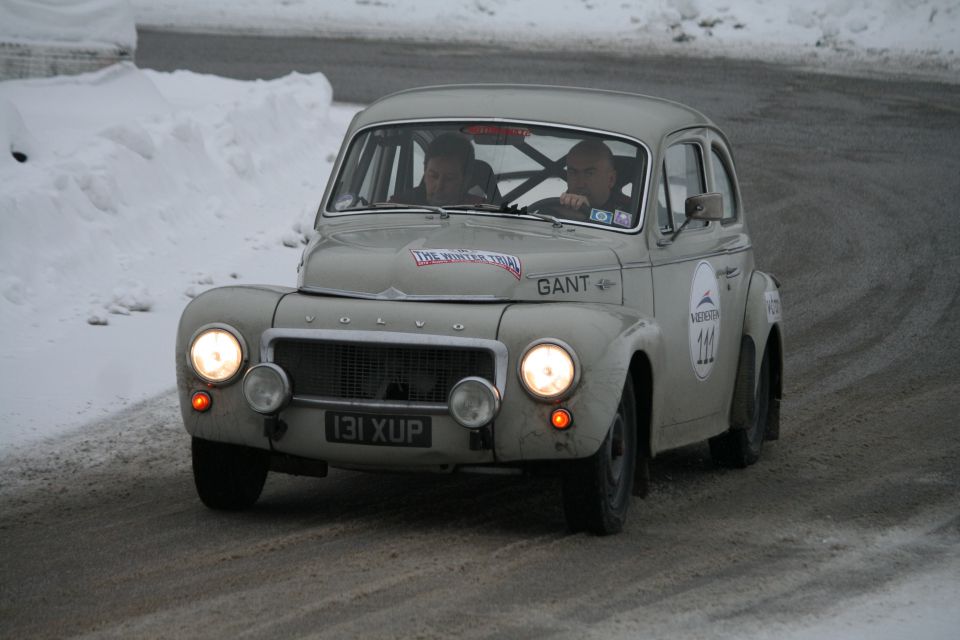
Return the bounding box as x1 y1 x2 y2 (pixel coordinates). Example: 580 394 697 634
559 139 631 217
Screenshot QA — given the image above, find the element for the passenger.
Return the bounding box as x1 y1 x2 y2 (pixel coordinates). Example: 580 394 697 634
392 132 475 206
559 139 631 215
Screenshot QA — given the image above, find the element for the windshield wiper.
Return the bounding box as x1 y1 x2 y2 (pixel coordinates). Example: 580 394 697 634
444 203 564 228
523 211 564 227
366 202 450 217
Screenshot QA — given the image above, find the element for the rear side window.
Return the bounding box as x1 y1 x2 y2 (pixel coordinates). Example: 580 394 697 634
710 148 737 221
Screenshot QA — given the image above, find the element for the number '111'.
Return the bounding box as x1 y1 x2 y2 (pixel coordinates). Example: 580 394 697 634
697 327 715 364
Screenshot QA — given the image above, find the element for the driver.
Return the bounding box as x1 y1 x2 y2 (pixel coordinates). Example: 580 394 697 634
559 139 631 215
392 133 476 206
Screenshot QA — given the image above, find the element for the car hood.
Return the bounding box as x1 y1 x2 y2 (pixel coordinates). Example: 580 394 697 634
298 215 624 303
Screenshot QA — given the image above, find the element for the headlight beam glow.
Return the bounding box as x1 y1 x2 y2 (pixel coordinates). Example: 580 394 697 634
519 342 577 400
189 327 244 384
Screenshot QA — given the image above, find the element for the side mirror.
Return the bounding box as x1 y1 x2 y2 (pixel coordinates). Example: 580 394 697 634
685 192 723 221
659 192 724 246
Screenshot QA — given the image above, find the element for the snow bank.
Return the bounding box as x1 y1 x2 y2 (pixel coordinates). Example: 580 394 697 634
130 0 959 79
0 63 356 450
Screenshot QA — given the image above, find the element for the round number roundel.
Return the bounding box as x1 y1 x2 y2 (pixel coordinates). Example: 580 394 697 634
688 261 721 380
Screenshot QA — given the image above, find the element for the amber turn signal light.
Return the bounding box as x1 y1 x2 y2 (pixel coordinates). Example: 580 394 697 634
191 391 212 412
550 408 572 430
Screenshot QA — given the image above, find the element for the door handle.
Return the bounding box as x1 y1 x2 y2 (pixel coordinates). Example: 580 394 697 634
721 266 741 278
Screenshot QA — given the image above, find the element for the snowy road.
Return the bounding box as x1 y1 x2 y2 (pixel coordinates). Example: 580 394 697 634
2 36 960 638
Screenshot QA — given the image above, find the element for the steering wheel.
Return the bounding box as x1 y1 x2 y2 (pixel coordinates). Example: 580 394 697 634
526 197 585 220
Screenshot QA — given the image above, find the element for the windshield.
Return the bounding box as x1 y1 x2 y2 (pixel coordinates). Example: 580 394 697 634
326 121 648 231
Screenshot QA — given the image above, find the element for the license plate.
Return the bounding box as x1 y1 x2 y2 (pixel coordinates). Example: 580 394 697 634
324 411 432 448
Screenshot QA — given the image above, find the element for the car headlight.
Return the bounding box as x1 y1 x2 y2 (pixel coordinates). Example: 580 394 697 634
519 340 578 400
189 326 245 384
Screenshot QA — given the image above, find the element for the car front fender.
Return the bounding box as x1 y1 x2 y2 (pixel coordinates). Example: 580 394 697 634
175 285 295 448
494 303 664 462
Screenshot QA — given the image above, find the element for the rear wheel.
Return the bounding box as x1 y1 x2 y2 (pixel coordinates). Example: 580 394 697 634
192 437 269 510
562 376 637 535
710 345 771 468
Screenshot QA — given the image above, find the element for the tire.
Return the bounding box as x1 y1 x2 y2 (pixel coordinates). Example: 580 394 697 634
562 375 637 535
710 344 771 468
191 437 269 510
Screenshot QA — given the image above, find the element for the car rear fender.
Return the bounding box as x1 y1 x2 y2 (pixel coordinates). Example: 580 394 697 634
732 270 783 438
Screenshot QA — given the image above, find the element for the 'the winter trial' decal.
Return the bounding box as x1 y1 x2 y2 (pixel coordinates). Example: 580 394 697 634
410 248 522 280
689 261 721 381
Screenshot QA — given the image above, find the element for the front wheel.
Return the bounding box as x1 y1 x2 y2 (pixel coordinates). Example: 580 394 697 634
561 375 637 535
192 437 269 510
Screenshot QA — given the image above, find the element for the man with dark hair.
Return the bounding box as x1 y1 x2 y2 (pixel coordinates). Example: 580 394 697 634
392 132 475 206
559 139 630 216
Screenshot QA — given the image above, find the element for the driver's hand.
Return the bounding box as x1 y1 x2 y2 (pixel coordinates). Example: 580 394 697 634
559 192 590 211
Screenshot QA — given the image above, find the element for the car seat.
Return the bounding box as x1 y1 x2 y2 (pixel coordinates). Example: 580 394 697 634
464 159 502 203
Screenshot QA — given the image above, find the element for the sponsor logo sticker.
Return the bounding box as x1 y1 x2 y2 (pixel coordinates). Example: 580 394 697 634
689 261 721 381
589 208 613 224
410 248 522 280
764 290 782 323
613 209 633 227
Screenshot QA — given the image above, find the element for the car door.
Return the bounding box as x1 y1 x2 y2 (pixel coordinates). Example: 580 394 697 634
705 133 753 363
648 131 748 444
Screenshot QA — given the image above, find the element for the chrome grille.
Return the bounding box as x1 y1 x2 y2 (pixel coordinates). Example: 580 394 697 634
272 340 496 404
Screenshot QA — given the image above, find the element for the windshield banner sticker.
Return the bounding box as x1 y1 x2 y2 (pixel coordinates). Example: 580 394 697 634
461 124 532 138
410 248 522 280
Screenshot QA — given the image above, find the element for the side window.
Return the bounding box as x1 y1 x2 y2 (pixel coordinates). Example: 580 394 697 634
664 143 706 230
710 147 737 221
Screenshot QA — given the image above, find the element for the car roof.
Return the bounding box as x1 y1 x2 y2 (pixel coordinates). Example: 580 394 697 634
352 84 715 144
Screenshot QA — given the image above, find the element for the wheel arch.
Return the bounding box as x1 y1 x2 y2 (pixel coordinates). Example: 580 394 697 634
628 350 653 497
735 269 783 441
765 322 784 440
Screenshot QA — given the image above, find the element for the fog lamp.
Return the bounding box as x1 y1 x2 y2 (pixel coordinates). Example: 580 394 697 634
242 363 292 415
448 377 500 429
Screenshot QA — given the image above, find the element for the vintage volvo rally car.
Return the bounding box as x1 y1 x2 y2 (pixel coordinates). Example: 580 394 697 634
176 84 783 535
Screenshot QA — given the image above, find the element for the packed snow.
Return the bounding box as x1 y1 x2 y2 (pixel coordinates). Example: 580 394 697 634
0 63 358 450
